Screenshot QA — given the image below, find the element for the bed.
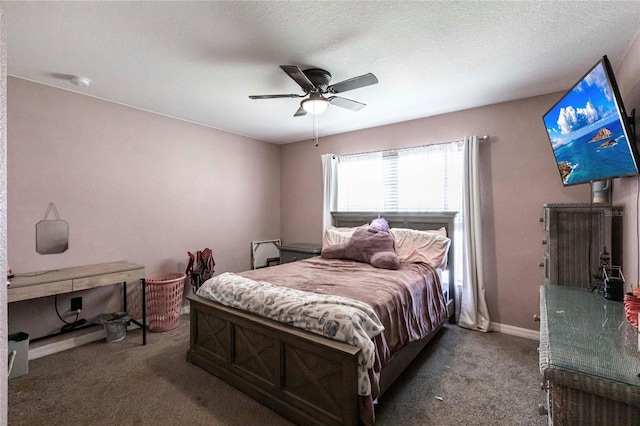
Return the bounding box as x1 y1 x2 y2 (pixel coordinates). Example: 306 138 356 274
186 212 456 425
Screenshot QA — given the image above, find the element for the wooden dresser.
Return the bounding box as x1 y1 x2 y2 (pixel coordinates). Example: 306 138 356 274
541 203 613 288
539 284 640 424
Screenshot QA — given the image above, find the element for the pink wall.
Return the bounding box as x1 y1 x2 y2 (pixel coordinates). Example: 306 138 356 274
612 31 640 290
281 93 590 331
1 8 7 423
7 77 281 339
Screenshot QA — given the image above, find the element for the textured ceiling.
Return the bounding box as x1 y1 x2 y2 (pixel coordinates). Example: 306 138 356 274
5 1 640 144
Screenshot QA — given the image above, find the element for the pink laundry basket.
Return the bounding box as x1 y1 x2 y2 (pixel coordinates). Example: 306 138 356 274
145 273 186 332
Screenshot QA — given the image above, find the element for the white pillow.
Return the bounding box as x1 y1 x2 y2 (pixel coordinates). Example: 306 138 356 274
322 225 366 249
390 228 451 269
390 226 447 238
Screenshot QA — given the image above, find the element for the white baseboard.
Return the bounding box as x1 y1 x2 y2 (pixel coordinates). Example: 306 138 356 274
29 306 192 360
28 305 533 360
491 322 540 340
29 328 107 360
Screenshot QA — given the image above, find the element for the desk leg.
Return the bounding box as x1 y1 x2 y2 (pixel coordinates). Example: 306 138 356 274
123 281 127 311
141 279 146 345
123 280 147 346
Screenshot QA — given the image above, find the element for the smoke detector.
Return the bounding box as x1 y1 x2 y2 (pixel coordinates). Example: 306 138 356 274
69 76 90 87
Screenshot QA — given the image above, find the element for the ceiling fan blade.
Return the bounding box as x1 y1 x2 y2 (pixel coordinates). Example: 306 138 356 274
294 105 307 117
280 65 316 93
249 94 304 99
327 73 378 94
328 96 366 111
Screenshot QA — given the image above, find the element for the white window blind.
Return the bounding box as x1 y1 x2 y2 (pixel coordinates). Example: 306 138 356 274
336 142 463 213
336 151 385 211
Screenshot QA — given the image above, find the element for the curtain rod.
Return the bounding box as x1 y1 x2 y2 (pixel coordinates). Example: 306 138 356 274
334 135 491 159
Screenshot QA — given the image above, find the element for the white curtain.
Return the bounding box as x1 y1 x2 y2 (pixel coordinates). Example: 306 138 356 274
458 135 491 331
321 153 338 231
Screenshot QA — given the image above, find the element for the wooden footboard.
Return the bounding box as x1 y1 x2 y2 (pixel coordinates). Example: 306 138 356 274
187 294 361 426
187 293 447 425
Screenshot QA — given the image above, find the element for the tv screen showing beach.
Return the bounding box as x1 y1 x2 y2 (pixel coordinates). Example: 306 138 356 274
543 58 638 186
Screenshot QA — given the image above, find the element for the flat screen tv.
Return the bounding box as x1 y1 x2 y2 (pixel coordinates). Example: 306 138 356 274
543 55 638 186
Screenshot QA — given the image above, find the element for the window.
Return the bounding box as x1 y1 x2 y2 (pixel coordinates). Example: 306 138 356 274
336 142 463 213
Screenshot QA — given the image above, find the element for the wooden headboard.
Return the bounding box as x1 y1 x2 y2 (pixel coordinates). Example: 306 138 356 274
332 211 457 318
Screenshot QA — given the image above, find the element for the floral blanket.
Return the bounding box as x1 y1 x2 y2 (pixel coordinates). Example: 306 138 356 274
196 272 385 396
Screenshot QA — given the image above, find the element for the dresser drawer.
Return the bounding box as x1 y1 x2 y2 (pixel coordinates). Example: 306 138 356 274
8 279 73 303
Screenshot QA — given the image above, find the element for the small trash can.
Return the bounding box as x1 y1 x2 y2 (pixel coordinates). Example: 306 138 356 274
96 312 130 343
145 273 186 332
8 332 29 379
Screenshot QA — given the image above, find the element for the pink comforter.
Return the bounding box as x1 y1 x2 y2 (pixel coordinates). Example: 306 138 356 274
240 256 448 425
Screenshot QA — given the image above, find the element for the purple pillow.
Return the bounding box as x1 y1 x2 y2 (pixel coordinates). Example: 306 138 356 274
321 226 399 270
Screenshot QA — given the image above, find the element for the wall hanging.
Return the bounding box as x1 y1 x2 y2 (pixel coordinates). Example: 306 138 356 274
36 202 68 254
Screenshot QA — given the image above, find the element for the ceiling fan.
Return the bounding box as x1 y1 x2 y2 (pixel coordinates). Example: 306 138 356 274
249 65 378 117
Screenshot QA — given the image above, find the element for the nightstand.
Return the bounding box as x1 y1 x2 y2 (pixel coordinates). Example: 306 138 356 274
278 243 321 264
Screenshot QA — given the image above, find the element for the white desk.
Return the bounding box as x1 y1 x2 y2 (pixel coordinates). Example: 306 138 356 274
8 261 147 344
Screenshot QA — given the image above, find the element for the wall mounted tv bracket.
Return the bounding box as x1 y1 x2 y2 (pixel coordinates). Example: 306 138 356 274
629 109 636 142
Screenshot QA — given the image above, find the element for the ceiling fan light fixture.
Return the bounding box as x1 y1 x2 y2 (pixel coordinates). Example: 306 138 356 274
301 95 329 115
249 66 378 117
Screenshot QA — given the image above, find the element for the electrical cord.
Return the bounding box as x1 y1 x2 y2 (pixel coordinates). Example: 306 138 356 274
54 294 86 332
54 294 78 324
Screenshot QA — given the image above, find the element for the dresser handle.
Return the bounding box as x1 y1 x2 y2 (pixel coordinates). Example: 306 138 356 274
542 240 547 245
539 262 544 268
534 314 540 322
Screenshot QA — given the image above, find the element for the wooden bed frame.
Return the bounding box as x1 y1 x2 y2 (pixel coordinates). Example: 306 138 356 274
187 212 457 425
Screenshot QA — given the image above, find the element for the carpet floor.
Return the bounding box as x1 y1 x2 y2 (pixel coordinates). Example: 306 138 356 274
8 316 545 425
